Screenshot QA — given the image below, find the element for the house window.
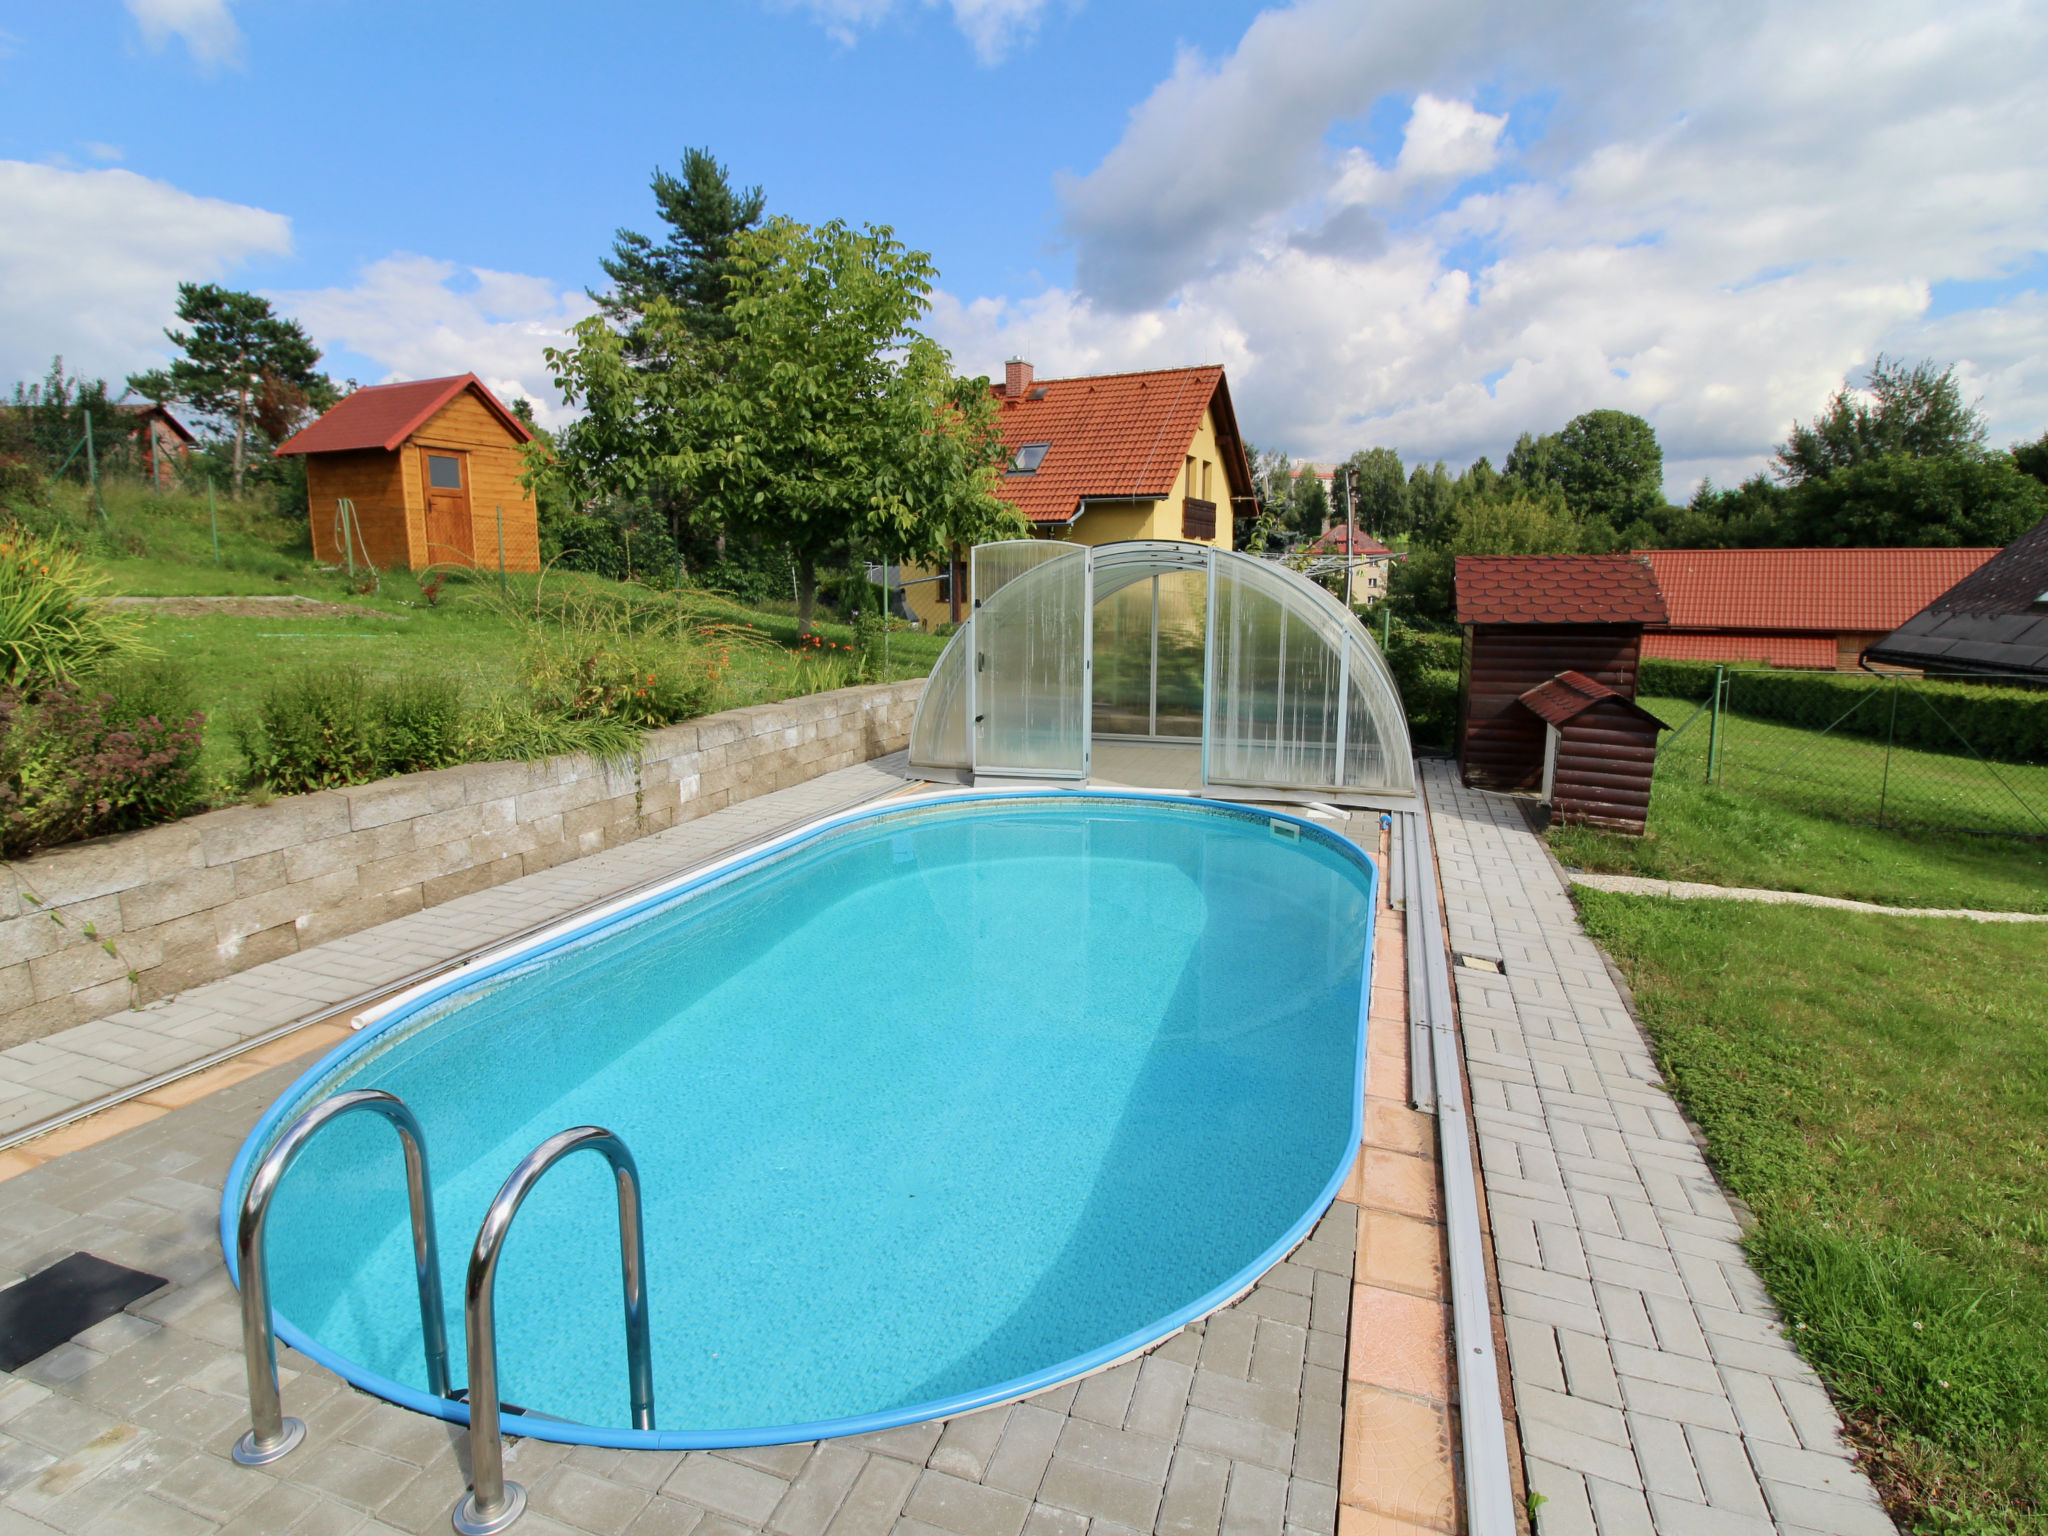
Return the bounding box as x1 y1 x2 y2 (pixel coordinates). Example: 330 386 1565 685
426 454 463 489
1010 442 1050 474
1201 459 1212 499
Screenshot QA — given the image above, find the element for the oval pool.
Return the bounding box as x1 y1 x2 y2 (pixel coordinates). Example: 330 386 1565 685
222 791 1376 1448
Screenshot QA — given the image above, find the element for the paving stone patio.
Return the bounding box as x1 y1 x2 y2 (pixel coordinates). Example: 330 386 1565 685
1422 762 1895 1536
0 772 1423 1536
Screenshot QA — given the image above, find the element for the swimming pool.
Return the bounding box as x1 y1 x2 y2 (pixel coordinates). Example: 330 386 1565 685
222 791 1376 1449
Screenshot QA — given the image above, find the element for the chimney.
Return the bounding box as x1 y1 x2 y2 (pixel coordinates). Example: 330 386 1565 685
1004 357 1034 398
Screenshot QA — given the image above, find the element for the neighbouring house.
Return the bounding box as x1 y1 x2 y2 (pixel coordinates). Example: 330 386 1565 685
1454 554 1669 791
1637 547 1998 671
1309 526 1397 605
1866 514 2048 678
115 403 196 488
275 374 540 574
1518 670 1667 835
898 360 1254 628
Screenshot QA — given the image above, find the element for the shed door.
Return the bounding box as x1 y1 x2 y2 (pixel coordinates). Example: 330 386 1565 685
420 449 473 565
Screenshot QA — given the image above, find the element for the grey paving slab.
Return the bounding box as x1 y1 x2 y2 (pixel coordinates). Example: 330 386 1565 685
0 765 1358 1536
1421 762 1895 1536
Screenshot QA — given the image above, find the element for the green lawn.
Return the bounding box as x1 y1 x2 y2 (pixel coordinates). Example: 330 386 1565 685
1577 890 2048 1535
1550 695 2048 914
21 480 949 784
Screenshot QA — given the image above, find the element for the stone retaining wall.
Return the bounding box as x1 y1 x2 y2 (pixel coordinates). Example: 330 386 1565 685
0 680 923 1049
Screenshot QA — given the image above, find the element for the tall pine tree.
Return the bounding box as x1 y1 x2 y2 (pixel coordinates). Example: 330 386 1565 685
595 149 766 347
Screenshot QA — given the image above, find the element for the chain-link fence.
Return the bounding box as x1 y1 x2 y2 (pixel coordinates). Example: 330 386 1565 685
1642 664 2048 840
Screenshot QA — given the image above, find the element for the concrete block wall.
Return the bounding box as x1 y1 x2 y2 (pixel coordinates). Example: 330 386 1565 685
0 679 923 1050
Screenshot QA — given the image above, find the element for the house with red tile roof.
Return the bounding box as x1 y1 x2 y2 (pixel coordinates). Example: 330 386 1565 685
1637 547 1998 671
276 374 539 573
901 360 1255 626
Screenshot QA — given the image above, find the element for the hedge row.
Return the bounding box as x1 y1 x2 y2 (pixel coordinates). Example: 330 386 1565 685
1383 626 1463 753
1638 658 2048 766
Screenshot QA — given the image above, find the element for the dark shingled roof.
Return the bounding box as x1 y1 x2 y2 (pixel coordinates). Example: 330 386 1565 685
1455 554 1669 626
1519 670 1667 730
1864 514 2048 676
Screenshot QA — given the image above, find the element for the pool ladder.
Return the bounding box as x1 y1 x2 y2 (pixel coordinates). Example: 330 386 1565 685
234 1093 655 1536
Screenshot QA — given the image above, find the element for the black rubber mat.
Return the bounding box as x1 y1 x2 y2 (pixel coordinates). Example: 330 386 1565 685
0 1252 168 1371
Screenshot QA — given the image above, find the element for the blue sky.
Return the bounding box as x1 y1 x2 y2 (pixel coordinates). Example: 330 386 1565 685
4 0 2046 496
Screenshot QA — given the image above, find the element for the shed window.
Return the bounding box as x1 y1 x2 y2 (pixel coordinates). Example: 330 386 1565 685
1010 442 1050 475
426 454 463 490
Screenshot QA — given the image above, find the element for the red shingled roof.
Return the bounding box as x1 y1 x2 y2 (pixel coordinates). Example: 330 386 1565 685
1311 527 1392 555
1640 633 1838 669
988 366 1253 524
1519 670 1667 729
1455 555 1669 626
1638 548 1996 633
275 374 533 457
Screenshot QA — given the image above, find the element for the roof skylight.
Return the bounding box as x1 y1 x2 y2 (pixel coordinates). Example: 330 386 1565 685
1010 442 1051 474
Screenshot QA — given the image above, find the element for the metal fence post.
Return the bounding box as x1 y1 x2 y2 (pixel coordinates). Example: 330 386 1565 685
1706 666 1725 784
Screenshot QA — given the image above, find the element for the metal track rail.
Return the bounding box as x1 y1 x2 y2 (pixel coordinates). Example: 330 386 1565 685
232 1089 450 1466
1400 793 1516 1536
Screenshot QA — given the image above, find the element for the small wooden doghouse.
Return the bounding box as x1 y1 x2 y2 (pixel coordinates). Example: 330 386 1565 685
1518 671 1667 834
276 374 540 573
1454 554 1669 791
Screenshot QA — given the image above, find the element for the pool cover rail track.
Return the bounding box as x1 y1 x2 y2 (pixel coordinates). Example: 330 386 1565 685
1397 785 1518 1536
233 1088 451 1467
456 1125 654 1536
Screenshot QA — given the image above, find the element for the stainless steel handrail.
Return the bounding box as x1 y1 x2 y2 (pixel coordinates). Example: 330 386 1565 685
234 1089 451 1466
453 1127 653 1536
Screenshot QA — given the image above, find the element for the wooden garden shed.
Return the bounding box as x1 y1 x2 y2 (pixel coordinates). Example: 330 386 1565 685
1454 554 1669 791
276 374 541 573
1518 670 1667 834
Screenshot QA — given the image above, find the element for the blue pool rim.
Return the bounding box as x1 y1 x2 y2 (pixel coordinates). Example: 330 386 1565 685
220 787 1380 1450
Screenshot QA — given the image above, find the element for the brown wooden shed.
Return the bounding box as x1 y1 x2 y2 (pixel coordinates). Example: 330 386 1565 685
1519 670 1667 834
276 374 541 574
1454 554 1669 791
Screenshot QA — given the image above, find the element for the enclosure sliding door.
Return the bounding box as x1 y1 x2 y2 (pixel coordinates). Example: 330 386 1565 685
971 541 1091 779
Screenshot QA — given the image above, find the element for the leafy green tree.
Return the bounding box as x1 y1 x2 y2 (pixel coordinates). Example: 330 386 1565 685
2009 430 2048 490
1789 454 2046 547
1343 447 1407 537
1391 489 1581 625
1776 356 1987 484
595 149 765 347
1236 443 1289 552
1550 410 1665 535
126 284 329 497
1502 430 1558 490
1406 460 1456 544
548 217 1023 630
1287 466 1330 542
4 358 124 477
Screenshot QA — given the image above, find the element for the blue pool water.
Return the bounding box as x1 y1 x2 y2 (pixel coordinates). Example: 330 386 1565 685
225 793 1375 1447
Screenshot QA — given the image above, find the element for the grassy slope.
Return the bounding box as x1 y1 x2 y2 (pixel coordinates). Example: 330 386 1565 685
27 480 948 780
1550 696 2048 914
1577 890 2048 1534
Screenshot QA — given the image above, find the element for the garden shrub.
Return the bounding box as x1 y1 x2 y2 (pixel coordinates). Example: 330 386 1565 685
234 668 379 793
372 674 467 774
0 524 145 686
0 666 205 856
1380 620 1462 751
520 635 716 727
1639 658 2048 765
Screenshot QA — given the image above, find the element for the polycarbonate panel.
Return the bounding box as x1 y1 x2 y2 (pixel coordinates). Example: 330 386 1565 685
1342 636 1415 794
908 626 971 771
1092 579 1155 736
1154 571 1207 738
972 541 1089 777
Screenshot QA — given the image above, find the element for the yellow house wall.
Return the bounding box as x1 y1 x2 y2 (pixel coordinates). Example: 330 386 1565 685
897 401 1242 627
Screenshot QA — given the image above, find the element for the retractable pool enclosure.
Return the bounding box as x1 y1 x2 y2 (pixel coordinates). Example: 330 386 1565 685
907 540 1416 803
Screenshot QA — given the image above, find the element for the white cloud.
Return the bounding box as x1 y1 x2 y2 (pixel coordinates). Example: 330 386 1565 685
272 257 598 430
0 160 291 392
779 0 1055 63
941 0 2048 497
81 142 126 163
124 0 243 69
